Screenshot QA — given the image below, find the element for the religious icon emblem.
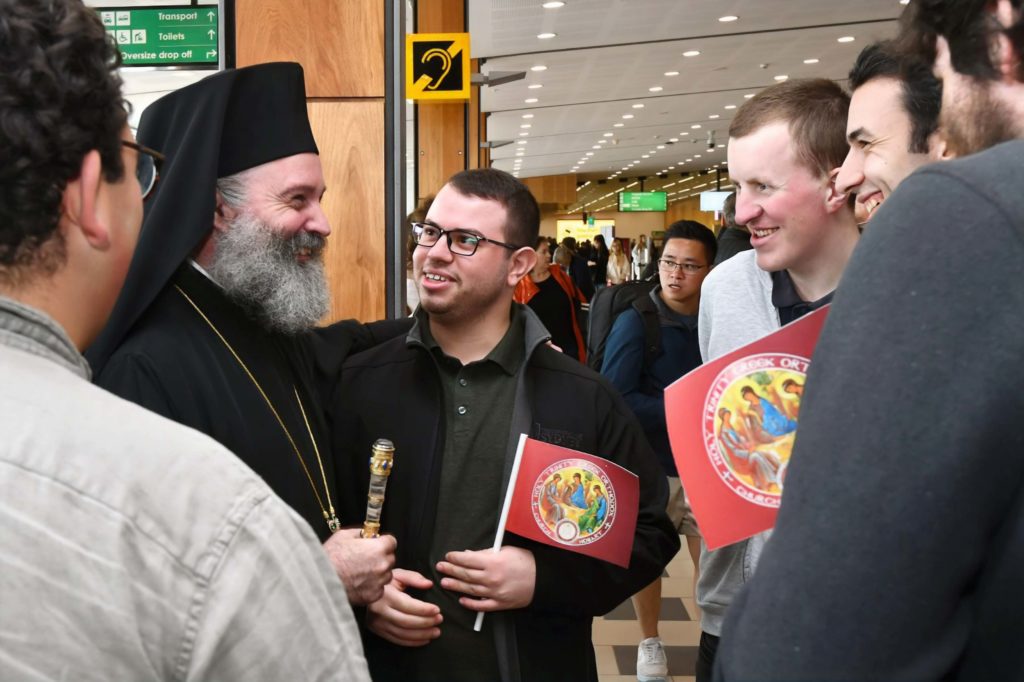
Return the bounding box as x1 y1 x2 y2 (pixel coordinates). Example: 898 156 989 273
530 458 617 547
702 352 809 508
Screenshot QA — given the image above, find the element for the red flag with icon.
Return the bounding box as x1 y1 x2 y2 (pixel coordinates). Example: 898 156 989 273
665 306 829 550
503 436 639 568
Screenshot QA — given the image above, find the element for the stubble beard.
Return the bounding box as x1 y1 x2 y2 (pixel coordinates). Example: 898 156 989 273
941 81 1020 157
208 211 330 334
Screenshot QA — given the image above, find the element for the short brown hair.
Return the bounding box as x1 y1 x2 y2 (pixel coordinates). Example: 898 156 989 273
728 79 850 179
447 168 539 249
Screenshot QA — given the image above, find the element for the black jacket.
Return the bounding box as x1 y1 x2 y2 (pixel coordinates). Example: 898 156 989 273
332 305 680 682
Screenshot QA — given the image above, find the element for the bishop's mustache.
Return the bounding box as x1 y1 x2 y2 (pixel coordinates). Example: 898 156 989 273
286 230 326 259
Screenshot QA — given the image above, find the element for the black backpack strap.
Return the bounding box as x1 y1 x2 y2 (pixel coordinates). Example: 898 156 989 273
631 294 662 366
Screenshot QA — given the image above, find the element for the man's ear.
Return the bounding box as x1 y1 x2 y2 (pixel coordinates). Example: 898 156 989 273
212 189 238 233
992 21 1020 83
62 150 110 250
508 246 538 286
928 130 953 160
823 167 849 214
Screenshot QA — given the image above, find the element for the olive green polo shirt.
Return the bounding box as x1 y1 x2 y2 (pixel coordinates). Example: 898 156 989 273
407 306 526 680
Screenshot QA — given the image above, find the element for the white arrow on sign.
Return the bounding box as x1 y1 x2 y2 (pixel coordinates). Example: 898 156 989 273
206 49 218 59
207 10 215 22
207 29 216 40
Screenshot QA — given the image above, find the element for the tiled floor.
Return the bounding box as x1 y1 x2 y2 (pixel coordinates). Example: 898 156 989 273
595 535 698 682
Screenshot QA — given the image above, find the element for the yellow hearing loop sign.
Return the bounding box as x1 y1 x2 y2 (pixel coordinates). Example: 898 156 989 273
406 33 471 101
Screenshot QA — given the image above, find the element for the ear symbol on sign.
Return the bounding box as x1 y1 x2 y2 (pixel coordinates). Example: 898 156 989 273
422 48 453 90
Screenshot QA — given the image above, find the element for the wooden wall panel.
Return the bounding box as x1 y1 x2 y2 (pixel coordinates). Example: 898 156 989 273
236 0 384 98
416 0 467 200
417 0 465 32
309 100 386 322
665 196 712 227
418 102 465 200
523 174 577 206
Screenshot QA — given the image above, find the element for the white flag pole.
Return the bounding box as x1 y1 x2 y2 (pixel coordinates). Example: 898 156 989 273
473 432 529 632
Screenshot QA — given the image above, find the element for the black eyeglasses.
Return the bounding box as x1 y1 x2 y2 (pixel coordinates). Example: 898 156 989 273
658 259 707 274
411 222 521 257
121 140 164 200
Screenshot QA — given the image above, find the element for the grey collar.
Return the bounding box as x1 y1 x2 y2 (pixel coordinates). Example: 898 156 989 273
0 296 91 379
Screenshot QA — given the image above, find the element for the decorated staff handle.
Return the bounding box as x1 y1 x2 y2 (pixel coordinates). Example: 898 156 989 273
361 438 395 538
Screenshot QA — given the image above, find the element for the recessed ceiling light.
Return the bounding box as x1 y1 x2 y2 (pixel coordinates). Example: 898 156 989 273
680 132 690 136
803 58 820 64
695 154 702 158
537 32 557 39
632 103 645 109
597 140 607 144
718 143 726 148
709 114 720 119
669 138 679 142
524 98 538 103
542 1 565 8
719 15 738 22
528 83 543 89
522 113 534 119
613 123 624 127
668 165 676 169
530 65 547 72
657 145 666 149
691 124 702 129
682 50 701 57
519 132 529 136
724 104 737 109
586 152 594 156
603 132 614 137
899 0 910 4
520 124 531 128
686 158 693 161
622 114 634 119
837 36 855 43
642 154 650 158
744 93 755 98
592 145 601 149
774 75 789 81
649 86 663 92
517 140 527 144
664 71 680 76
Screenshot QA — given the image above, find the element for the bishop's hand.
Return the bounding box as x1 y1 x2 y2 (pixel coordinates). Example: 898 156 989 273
322 528 396 605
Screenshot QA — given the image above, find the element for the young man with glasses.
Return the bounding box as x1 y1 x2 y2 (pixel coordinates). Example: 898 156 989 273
600 220 717 681
0 1 369 679
330 168 680 682
693 78 860 682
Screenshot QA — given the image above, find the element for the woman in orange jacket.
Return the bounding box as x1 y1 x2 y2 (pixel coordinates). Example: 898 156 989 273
514 237 588 362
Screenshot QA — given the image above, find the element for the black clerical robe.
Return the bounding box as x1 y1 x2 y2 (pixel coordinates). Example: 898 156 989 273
95 264 397 540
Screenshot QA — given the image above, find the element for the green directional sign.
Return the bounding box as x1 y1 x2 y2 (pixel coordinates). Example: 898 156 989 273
618 191 668 212
98 7 219 66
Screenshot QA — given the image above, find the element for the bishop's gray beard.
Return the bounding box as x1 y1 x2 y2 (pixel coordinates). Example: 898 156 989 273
207 212 329 334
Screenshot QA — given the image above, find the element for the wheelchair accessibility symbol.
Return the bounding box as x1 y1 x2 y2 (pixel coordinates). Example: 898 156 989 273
406 33 470 100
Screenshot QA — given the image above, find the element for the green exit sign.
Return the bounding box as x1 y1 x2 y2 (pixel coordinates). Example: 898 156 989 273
618 191 668 212
98 7 219 66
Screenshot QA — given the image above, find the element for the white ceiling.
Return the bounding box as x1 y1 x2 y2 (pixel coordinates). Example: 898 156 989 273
467 0 906 210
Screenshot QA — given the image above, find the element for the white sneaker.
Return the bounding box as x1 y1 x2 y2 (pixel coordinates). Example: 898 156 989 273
636 636 668 681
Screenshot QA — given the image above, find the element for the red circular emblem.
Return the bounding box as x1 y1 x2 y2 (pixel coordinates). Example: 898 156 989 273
530 458 617 546
702 352 809 508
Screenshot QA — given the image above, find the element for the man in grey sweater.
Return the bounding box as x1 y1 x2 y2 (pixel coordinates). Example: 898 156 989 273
0 2 369 678
716 1 1024 679
693 78 861 681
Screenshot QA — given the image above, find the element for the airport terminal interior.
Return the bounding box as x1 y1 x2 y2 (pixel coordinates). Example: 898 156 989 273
62 1 947 680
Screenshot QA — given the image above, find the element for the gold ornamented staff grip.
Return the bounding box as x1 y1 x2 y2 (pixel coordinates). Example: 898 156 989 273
361 438 395 538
